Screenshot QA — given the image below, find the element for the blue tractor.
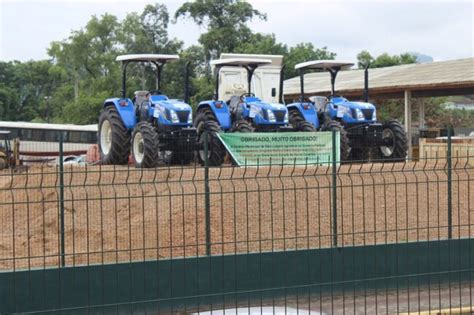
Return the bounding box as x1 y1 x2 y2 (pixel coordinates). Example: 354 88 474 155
98 54 196 168
290 60 408 161
194 57 292 166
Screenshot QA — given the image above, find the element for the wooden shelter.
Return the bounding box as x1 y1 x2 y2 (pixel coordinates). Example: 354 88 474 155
283 58 474 157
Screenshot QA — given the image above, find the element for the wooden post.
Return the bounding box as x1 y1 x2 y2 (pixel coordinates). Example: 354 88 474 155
419 99 425 129
404 90 412 159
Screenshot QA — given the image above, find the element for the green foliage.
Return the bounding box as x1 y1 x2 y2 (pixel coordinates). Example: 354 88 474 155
284 43 336 79
175 0 266 62
60 93 109 125
2 1 468 130
356 50 417 68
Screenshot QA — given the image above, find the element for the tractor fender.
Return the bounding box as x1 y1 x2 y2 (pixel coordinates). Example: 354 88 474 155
197 101 232 130
287 103 319 128
103 98 136 130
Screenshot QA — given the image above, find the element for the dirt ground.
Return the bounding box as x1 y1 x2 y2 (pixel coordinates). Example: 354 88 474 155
0 161 473 270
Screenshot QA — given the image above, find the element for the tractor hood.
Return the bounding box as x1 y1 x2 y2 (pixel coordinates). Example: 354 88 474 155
245 97 287 112
331 97 376 110
330 97 377 122
152 99 192 112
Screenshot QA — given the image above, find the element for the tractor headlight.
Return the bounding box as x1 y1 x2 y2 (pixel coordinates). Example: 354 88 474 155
336 105 351 118
355 108 365 121
187 113 193 123
266 109 276 123
284 111 289 123
169 110 180 123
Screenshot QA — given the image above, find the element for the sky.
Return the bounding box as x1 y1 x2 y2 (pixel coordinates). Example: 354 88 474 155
0 0 473 62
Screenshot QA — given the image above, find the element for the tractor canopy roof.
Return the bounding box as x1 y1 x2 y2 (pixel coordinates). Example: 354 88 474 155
295 60 354 71
116 54 179 63
211 58 272 68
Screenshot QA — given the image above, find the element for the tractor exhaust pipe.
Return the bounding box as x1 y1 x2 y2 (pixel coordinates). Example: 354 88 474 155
364 63 370 102
279 64 286 104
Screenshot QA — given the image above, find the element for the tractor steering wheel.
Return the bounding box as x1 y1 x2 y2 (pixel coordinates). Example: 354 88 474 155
240 92 255 102
149 90 163 96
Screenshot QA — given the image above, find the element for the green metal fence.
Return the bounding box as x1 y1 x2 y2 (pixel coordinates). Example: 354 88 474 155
0 131 473 314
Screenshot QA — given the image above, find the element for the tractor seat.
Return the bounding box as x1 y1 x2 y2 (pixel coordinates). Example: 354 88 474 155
309 96 328 112
228 95 242 114
134 90 150 107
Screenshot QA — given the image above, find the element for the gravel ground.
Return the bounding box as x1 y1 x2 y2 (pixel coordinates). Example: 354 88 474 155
0 161 473 270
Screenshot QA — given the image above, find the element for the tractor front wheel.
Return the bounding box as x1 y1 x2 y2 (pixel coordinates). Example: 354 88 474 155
323 120 351 162
376 120 408 162
195 109 226 166
98 106 130 165
289 110 316 131
232 119 254 133
131 122 159 168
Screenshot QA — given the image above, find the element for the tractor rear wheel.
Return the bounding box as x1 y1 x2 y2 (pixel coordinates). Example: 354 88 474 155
375 120 408 162
195 109 226 166
131 122 159 168
323 120 350 162
289 110 316 131
98 106 130 165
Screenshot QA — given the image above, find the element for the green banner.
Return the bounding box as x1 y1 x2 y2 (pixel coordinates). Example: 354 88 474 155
217 132 339 166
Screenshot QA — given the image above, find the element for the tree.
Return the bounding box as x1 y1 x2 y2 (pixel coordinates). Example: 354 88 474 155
175 0 267 62
356 50 417 68
235 33 287 56
283 43 336 79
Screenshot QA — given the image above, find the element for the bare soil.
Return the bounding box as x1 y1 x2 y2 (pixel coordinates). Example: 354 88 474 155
0 161 473 270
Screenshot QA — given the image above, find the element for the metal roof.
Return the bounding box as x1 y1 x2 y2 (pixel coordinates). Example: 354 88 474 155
220 53 283 67
295 60 354 70
211 58 272 67
284 58 474 99
116 54 179 62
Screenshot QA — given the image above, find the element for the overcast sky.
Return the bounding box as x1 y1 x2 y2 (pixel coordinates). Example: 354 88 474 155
0 0 473 62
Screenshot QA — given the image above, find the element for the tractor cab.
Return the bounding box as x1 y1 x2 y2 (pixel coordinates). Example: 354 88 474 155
292 60 377 126
292 60 407 161
98 54 197 168
114 54 193 127
209 58 289 130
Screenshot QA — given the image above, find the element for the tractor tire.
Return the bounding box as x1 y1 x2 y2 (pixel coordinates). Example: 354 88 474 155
375 120 408 162
231 119 254 132
230 120 254 165
131 121 159 168
0 156 7 170
289 110 316 131
98 106 131 165
195 109 226 166
323 120 351 162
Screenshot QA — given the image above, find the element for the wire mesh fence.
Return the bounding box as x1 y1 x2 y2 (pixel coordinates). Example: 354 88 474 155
0 131 473 314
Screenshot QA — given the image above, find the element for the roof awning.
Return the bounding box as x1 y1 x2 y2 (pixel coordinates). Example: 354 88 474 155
211 58 272 68
295 60 354 71
116 54 180 63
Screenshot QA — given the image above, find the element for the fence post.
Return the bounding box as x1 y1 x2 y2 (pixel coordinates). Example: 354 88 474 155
332 129 338 247
203 131 211 256
447 127 452 239
59 132 66 266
